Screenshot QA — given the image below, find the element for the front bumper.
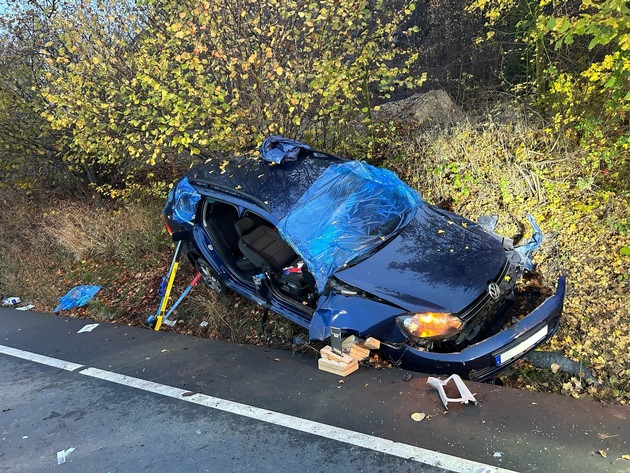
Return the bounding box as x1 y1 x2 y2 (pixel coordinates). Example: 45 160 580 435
382 276 566 381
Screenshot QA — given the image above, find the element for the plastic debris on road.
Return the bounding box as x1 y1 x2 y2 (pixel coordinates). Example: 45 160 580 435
15 304 35 311
77 323 99 333
53 285 101 313
56 447 75 465
2 296 21 306
427 374 478 409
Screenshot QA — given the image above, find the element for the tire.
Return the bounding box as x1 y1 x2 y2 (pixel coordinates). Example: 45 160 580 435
195 258 226 294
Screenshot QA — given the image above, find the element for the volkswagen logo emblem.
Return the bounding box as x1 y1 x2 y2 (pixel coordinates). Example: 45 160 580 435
488 282 501 300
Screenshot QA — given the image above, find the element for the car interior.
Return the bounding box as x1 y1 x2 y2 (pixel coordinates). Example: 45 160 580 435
202 200 316 303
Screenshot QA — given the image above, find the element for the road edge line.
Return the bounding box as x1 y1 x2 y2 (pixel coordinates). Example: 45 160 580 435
80 366 516 473
0 344 84 371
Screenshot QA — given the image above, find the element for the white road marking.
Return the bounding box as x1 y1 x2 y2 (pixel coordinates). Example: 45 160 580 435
0 345 83 371
80 367 515 473
0 345 515 473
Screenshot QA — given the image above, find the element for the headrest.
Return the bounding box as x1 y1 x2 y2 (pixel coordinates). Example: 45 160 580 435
234 217 256 237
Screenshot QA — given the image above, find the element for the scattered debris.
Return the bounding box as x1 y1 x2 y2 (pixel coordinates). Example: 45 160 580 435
292 336 305 347
402 373 413 382
54 285 101 313
77 323 99 333
493 451 503 460
15 304 35 311
318 346 358 377
598 450 608 458
410 412 426 422
427 374 478 409
162 319 176 327
199 321 209 328
56 447 75 465
2 296 21 306
622 454 630 460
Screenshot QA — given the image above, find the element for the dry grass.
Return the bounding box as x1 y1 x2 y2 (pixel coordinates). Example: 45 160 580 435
41 200 167 264
0 191 169 310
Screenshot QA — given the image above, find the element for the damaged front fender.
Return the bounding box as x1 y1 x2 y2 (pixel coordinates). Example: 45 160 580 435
309 292 403 342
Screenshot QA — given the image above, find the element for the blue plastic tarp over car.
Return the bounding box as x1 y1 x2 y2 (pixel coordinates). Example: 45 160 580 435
259 135 312 164
277 160 423 291
166 177 201 224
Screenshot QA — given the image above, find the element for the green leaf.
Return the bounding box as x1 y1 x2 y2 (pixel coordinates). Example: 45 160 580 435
604 76 617 88
620 246 630 256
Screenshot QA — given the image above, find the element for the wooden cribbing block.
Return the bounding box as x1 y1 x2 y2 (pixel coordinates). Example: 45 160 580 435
320 345 354 364
358 337 380 350
318 357 359 377
341 335 360 351
348 343 370 361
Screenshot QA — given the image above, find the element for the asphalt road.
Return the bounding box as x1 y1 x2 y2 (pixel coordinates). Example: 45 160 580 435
0 308 628 473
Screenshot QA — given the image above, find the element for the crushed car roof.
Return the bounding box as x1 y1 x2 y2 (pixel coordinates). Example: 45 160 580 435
187 151 344 220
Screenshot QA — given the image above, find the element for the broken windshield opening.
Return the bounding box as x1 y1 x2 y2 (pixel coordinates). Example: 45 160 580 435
277 160 422 291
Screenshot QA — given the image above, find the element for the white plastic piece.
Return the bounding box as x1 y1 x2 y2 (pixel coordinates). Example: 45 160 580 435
15 304 35 311
56 447 75 464
426 374 478 409
77 324 99 333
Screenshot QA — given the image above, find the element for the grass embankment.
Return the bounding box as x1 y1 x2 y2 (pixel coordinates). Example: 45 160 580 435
1 105 628 403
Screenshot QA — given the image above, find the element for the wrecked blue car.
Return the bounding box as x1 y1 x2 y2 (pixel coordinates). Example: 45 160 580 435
163 137 565 381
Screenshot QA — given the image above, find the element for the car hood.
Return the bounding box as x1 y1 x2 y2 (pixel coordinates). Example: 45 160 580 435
334 205 507 314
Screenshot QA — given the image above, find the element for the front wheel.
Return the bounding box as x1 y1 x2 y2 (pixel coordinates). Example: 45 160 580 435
195 258 226 294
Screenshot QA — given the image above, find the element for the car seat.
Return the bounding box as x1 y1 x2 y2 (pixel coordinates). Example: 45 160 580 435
234 217 309 298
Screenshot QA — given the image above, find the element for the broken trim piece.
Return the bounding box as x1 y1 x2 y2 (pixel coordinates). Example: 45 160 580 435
427 374 478 409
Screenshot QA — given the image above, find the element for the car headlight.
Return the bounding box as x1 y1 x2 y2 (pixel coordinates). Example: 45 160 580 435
396 312 463 341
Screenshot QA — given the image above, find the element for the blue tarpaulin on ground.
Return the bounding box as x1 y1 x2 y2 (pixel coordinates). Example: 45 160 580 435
277 161 422 291
54 285 101 313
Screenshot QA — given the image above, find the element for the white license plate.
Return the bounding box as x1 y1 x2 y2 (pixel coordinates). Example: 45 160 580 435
495 325 548 366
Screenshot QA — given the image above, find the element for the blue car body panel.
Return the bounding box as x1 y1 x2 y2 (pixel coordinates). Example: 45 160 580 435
163 142 566 381
335 205 508 314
